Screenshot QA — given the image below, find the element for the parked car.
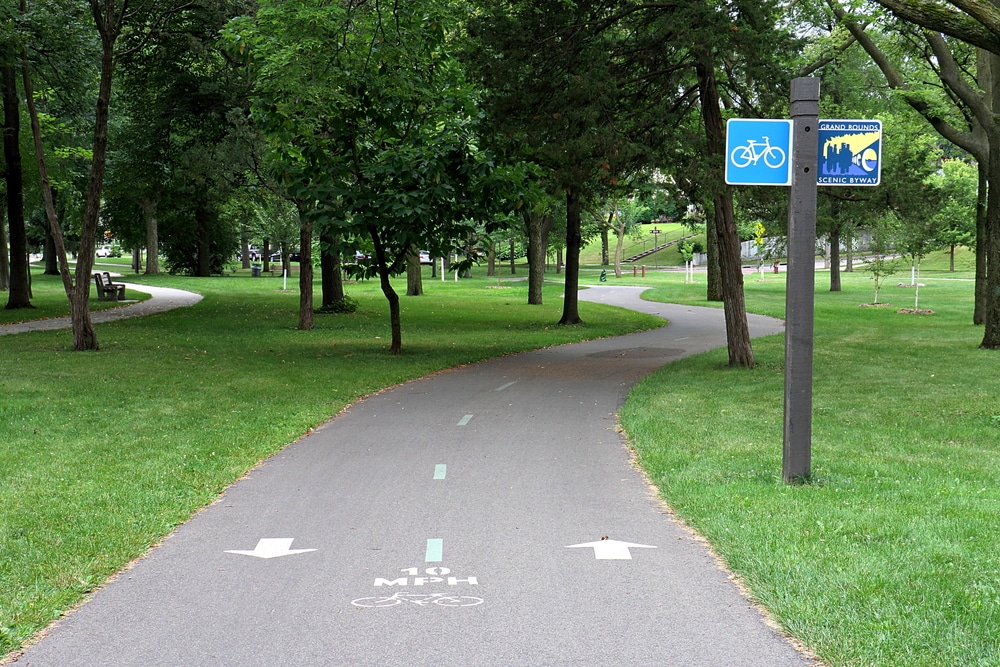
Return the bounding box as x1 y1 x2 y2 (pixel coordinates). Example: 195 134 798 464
96 246 113 258
419 250 431 264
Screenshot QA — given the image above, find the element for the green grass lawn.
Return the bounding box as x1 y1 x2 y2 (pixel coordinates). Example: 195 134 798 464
4 252 998 667
578 221 703 267
616 253 1000 667
0 268 661 657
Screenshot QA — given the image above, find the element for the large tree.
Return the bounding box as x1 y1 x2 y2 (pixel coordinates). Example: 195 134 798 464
829 0 1000 348
18 0 125 349
110 0 254 278
467 0 659 325
231 0 520 352
16 1 209 348
636 0 796 365
927 157 978 271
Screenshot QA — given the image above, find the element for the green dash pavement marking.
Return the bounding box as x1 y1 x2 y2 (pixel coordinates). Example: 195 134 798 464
425 538 444 562
434 464 447 480
457 414 473 426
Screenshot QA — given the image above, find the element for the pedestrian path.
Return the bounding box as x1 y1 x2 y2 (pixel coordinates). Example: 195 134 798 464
0 283 202 336
10 285 818 667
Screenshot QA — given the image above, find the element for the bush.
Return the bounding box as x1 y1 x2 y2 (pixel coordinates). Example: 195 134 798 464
314 295 359 314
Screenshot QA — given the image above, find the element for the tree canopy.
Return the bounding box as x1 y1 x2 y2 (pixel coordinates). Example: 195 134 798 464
227 0 527 352
3 0 998 354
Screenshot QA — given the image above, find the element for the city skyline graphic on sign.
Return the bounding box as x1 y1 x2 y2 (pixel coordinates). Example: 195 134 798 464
818 120 882 186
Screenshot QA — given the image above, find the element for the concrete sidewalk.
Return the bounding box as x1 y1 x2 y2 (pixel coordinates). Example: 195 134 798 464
9 285 817 667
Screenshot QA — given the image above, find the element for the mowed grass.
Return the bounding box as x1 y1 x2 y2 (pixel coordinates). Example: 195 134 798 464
616 256 1000 667
5 251 999 666
578 221 703 267
0 268 662 657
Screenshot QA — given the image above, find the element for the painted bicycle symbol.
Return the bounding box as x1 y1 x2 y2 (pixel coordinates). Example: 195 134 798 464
351 592 484 608
729 136 786 169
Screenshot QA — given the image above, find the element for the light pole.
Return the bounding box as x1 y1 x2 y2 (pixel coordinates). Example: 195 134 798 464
649 227 661 268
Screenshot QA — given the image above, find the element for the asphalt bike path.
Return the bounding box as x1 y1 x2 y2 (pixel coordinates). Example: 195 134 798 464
13 285 817 666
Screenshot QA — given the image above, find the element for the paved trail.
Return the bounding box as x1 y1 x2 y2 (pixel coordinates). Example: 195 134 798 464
0 283 202 336
11 286 817 667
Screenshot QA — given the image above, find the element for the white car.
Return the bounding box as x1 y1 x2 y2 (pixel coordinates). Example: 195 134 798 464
96 246 113 258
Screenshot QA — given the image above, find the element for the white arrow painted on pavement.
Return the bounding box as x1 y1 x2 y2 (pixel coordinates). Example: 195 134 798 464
565 539 657 560
225 538 317 559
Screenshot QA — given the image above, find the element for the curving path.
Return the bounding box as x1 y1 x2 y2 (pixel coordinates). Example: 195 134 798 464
0 283 203 336
11 286 818 667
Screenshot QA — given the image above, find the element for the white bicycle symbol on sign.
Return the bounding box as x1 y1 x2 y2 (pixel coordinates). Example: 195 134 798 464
351 592 484 608
730 136 786 169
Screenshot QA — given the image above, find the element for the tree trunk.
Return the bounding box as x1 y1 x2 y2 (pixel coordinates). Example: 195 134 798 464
698 57 753 366
487 242 496 277
705 197 723 301
509 238 516 274
44 228 59 275
975 160 988 325
297 213 313 330
600 226 609 266
141 198 160 275
845 227 854 272
462 238 473 278
368 224 402 354
69 0 123 351
614 223 626 279
712 195 755 366
526 211 552 305
829 222 842 292
2 64 31 310
320 229 345 307
26 32 103 349
195 205 212 277
383 271 402 354
0 205 9 291
982 124 1000 348
558 188 583 325
281 249 290 278
405 247 423 296
980 52 1000 346
240 222 251 270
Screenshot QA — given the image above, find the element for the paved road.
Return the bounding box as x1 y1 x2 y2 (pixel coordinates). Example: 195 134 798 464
11 286 817 667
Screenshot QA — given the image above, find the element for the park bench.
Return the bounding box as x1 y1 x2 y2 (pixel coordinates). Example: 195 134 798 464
93 272 125 301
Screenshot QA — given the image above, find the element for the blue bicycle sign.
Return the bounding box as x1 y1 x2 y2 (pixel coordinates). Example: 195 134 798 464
725 119 793 186
730 136 786 169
